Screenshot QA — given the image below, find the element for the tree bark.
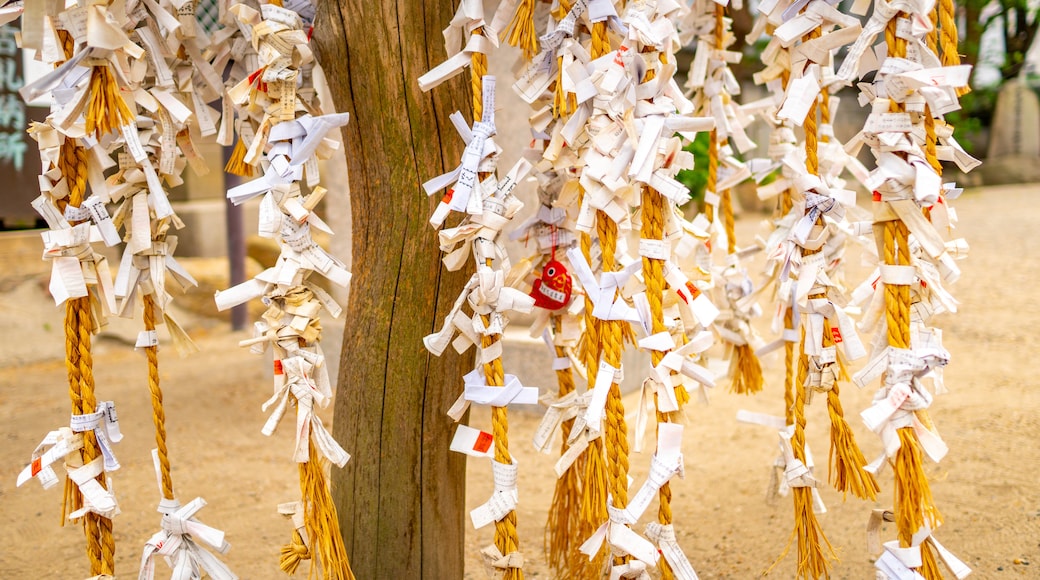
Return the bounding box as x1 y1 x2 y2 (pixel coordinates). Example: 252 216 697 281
314 1 473 578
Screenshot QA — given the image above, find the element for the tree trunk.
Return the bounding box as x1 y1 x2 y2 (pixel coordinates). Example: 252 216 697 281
314 2 473 578
963 0 984 70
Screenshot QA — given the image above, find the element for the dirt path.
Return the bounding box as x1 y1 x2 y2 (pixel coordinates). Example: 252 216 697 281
1 185 1037 578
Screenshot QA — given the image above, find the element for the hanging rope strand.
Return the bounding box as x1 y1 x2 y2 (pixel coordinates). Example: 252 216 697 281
789 40 835 574
470 25 523 578
885 15 944 579
143 295 175 501
59 135 114 576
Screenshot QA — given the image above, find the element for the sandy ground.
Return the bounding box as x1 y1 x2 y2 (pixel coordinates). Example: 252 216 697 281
1 184 1038 578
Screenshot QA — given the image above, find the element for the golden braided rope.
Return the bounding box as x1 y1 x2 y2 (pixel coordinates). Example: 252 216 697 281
819 88 831 145
469 31 523 578
545 314 584 576
590 21 611 64
551 0 577 119
59 137 114 576
143 295 175 500
924 16 943 176
884 15 944 578
55 26 86 527
574 186 609 575
79 58 135 577
568 23 614 574
938 0 968 96
783 308 795 426
803 39 879 503
641 185 677 579
708 2 763 396
704 3 724 225
779 73 797 427
639 56 686 580
591 23 630 553
785 33 834 574
596 209 630 568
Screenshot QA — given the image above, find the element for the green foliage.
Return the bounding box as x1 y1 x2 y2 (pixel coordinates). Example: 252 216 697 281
945 87 998 155
676 131 710 208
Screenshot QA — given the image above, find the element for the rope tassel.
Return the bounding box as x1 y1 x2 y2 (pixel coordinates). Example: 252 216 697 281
502 0 539 62
298 442 355 580
730 343 765 395
85 65 135 140
224 136 256 177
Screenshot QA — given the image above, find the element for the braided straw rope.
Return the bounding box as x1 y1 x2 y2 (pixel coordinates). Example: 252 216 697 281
575 189 609 576
778 109 796 427
567 22 614 575
470 29 523 578
809 62 879 503
938 0 968 96
596 208 630 568
57 136 115 576
783 32 835 575
591 26 631 555
544 314 586 576
552 0 577 120
641 185 677 579
704 3 723 227
924 11 944 177
709 2 763 396
639 56 688 580
884 16 944 579
255 4 353 575
143 295 175 501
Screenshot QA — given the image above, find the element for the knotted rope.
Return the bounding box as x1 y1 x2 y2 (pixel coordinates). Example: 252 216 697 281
471 27 523 579
884 16 944 579
59 136 115 577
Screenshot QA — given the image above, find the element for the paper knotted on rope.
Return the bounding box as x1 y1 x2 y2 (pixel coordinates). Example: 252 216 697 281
479 544 524 579
64 195 121 247
566 245 641 322
40 222 116 312
856 346 948 462
139 496 236 580
777 424 817 490
434 160 529 253
798 296 866 361
447 369 539 421
261 356 350 467
70 401 123 472
582 360 624 435
423 76 500 217
623 423 684 524
16 427 84 489
418 0 494 91
68 456 120 520
424 263 535 358
470 459 520 529
645 522 700 580
579 502 660 572
634 331 715 452
866 510 971 580
532 389 587 454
